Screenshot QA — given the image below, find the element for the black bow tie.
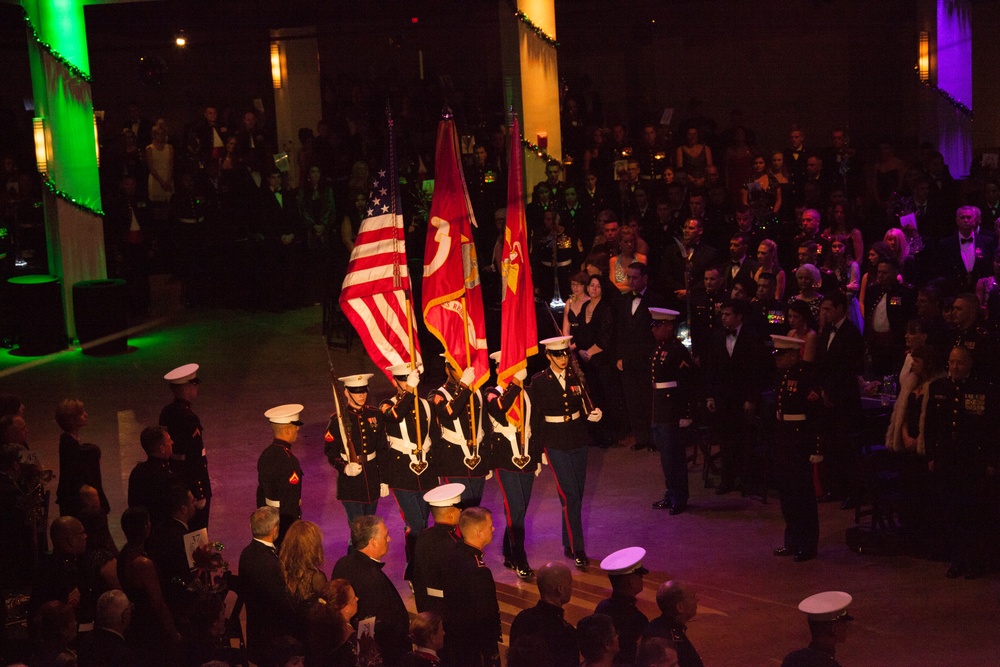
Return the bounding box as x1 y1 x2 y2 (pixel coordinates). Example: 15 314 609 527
727 329 738 337
961 237 974 245
825 325 838 335
732 260 742 267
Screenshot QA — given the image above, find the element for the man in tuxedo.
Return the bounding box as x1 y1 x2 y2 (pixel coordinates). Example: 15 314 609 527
814 292 865 506
617 263 667 451
238 506 296 664
725 232 758 293
145 482 197 616
660 218 720 308
706 300 769 494
936 206 995 292
77 590 138 667
331 515 411 665
784 126 808 206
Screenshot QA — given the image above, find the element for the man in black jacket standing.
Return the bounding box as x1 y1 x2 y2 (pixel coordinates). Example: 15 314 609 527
238 507 295 664
706 300 769 494
331 515 411 664
159 363 210 530
616 262 667 451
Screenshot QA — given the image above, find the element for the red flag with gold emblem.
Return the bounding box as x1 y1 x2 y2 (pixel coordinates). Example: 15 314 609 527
421 117 489 388
496 115 538 425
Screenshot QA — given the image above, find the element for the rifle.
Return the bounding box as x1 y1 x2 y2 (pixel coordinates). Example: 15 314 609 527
325 348 359 465
543 302 596 414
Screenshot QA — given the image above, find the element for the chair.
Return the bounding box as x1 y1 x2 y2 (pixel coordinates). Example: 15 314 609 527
846 444 903 554
222 573 248 667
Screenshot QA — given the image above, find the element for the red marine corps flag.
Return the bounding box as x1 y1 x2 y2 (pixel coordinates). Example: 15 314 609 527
340 114 422 380
496 114 538 425
421 114 489 388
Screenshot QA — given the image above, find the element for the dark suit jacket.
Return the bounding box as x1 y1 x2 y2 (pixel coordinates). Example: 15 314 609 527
864 282 917 348
616 286 667 368
330 550 411 665
658 241 720 299
706 324 769 408
936 233 995 292
146 518 192 612
815 319 864 419
238 539 296 662
78 627 139 667
724 256 759 292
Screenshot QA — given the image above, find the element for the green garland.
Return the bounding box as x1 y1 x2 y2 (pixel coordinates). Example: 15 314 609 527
520 138 562 166
511 4 559 48
42 178 104 217
22 10 93 83
918 76 974 120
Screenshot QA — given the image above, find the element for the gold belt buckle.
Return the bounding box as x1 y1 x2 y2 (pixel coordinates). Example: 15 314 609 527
564 415 570 422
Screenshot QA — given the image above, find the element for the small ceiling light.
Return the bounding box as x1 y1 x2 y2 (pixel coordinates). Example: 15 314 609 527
175 31 187 47
271 42 282 89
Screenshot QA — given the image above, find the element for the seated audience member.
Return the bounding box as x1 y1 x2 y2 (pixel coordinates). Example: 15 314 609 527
259 636 305 667
30 600 78 667
399 611 446 666
78 590 139 667
238 507 297 664
55 399 110 519
643 580 703 667
0 442 34 596
509 562 579 667
181 593 234 666
577 613 620 667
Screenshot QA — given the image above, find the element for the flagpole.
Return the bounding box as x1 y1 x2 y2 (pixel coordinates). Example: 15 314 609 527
462 294 478 464
388 102 424 462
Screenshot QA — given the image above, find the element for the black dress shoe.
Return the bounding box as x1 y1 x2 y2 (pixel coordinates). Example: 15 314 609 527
503 559 517 571
630 442 647 451
652 494 673 509
946 564 965 578
574 552 590 569
715 484 735 495
964 566 983 580
773 547 793 557
669 504 687 515
793 552 816 562
840 497 857 510
516 564 535 580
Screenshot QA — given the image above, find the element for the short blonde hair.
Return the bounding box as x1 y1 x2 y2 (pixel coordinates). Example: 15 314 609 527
55 399 85 432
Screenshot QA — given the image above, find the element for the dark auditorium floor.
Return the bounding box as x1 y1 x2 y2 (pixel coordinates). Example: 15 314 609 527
5 301 999 666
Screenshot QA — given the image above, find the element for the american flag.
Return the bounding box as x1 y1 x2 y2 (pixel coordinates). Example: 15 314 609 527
339 123 422 379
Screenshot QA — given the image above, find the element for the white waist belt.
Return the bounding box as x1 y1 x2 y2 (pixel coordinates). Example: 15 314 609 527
366 451 376 461
426 587 444 598
265 498 280 508
654 381 678 389
545 411 581 423
390 439 415 455
178 217 203 224
541 259 573 267
779 413 806 421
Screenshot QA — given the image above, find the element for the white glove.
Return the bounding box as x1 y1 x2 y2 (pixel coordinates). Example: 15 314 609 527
541 453 549 466
534 464 542 477
514 368 528 382
679 418 693 429
460 367 476 387
587 408 603 422
406 370 420 388
380 483 390 497
486 470 494 480
809 454 824 464
344 462 363 477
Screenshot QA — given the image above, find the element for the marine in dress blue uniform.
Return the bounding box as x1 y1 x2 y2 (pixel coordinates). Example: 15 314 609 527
770 336 821 562
256 404 304 545
781 591 853 667
486 351 539 579
379 362 435 579
528 336 602 569
412 483 463 615
324 374 386 532
648 309 697 515
159 363 211 530
596 547 650 666
430 360 488 507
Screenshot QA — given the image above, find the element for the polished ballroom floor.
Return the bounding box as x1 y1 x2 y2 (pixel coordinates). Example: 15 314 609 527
5 299 999 667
